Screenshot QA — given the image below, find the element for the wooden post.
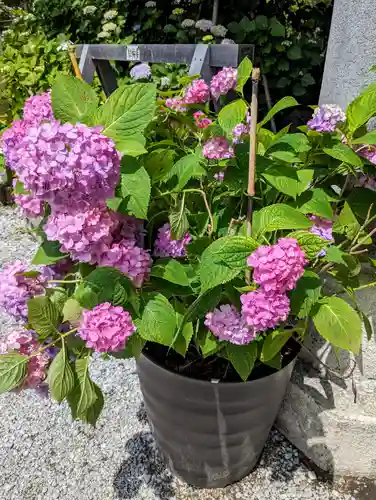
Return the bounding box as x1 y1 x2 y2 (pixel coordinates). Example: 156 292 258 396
68 45 83 80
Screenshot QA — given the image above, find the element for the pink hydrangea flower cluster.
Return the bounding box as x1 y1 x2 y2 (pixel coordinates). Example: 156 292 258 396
210 67 237 100
184 79 210 104
247 238 306 294
2 120 32 170
307 104 346 133
23 92 53 124
203 136 234 159
78 302 136 352
205 304 256 345
11 121 120 210
0 261 48 320
0 328 50 389
165 97 187 113
154 223 192 258
193 111 212 129
240 289 290 332
13 192 44 218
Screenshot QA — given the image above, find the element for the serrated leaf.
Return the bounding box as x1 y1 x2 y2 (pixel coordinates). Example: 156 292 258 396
166 152 206 191
138 294 176 346
294 189 333 219
67 357 97 419
47 339 75 403
261 330 292 362
28 296 60 339
112 282 128 306
258 96 299 129
173 314 194 357
115 136 147 156
236 56 253 93
0 353 27 394
323 144 363 167
287 45 302 60
347 82 376 134
151 259 190 286
290 270 322 318
32 240 68 265
211 236 259 269
51 74 98 124
253 204 312 237
269 133 311 153
218 99 248 133
121 158 151 219
312 297 362 354
197 331 221 358
96 83 156 141
287 230 329 259
332 202 361 240
200 239 242 292
169 200 189 240
226 342 258 381
81 382 104 426
262 167 313 199
62 298 83 324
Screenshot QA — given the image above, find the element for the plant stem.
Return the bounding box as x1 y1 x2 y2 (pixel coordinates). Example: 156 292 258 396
28 328 78 359
48 279 80 284
200 181 214 236
354 281 376 291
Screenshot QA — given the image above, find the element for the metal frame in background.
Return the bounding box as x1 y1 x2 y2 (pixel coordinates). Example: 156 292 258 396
76 44 254 96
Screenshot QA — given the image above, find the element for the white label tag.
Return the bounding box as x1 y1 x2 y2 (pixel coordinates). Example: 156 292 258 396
126 45 140 61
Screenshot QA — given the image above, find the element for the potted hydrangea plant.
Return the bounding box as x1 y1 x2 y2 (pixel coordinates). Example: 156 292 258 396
1 59 375 488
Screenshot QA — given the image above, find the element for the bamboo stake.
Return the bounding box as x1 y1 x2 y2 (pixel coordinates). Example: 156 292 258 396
246 68 260 283
68 45 83 80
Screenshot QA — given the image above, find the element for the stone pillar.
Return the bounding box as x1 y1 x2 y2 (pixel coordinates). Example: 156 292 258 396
276 0 376 478
320 0 376 109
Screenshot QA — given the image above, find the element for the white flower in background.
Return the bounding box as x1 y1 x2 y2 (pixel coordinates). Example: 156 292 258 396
102 22 117 32
160 76 170 88
97 31 111 39
103 9 118 20
130 63 152 80
195 19 213 32
191 0 201 3
221 38 235 45
145 1 156 6
83 5 97 15
173 0 181 3
181 18 195 28
57 40 73 51
211 24 227 37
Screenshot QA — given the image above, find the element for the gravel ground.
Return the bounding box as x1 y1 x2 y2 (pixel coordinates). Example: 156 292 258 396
0 206 367 500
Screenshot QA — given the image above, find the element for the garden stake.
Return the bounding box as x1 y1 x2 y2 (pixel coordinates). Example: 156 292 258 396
68 45 83 80
246 68 260 283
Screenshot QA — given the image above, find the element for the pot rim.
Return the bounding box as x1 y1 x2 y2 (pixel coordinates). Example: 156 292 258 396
138 349 298 387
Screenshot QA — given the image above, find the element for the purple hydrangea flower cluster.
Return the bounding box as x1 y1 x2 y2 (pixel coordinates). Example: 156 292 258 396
0 328 50 389
2 120 32 170
240 289 290 333
154 223 192 258
310 216 333 241
232 123 249 144
130 63 152 80
0 261 48 320
23 92 54 124
307 104 346 133
203 136 234 160
39 258 73 281
78 302 136 352
13 193 44 218
205 304 256 345
358 146 376 165
11 122 120 210
210 67 237 100
183 79 210 104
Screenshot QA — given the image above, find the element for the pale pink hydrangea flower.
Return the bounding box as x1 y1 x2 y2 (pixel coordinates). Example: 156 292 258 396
184 79 210 104
11 121 120 210
205 304 256 345
23 92 54 124
97 239 152 287
78 302 136 352
248 238 306 294
0 329 50 389
0 261 48 320
210 67 237 100
240 290 290 333
165 97 187 113
193 111 212 129
203 136 234 159
14 193 44 218
154 223 191 258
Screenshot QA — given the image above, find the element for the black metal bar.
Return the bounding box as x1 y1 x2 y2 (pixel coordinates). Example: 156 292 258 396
94 59 118 96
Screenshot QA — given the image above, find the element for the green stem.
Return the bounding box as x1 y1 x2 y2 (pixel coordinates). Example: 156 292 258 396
354 281 376 292
29 328 78 358
48 279 81 284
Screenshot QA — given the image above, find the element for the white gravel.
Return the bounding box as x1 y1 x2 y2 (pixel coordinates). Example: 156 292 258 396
0 206 365 500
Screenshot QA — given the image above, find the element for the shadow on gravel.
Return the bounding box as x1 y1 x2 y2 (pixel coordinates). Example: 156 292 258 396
113 430 175 499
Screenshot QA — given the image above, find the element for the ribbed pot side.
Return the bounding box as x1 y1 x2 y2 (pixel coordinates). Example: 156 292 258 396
136 354 295 488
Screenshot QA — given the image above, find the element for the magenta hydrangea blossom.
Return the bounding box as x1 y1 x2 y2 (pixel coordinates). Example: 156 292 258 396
307 104 346 133
12 121 120 209
97 239 152 287
44 204 117 264
23 92 54 124
358 146 376 165
193 111 212 129
203 136 234 159
241 290 290 333
165 97 187 112
232 123 249 144
78 302 136 352
154 223 192 258
0 328 50 389
205 304 256 345
248 238 306 294
210 67 237 100
184 79 210 104
0 261 48 320
14 193 44 218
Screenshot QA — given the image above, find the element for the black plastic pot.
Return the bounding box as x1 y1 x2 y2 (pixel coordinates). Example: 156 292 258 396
136 353 296 488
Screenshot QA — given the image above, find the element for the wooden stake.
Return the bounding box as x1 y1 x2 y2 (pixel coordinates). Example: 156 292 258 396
68 45 83 80
246 68 260 283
